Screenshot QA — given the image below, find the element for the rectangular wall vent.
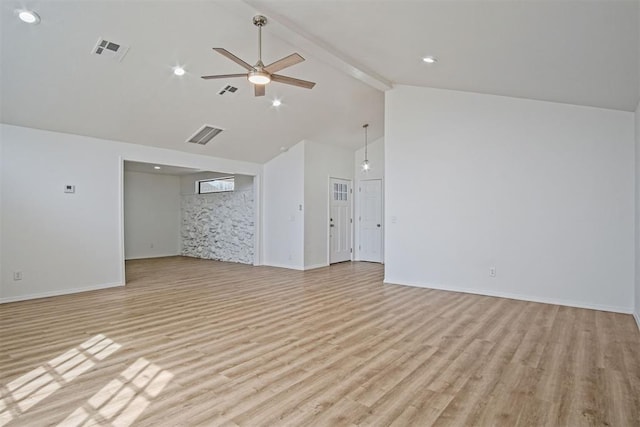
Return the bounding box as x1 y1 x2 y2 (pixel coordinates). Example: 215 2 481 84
218 85 238 95
91 37 129 62
187 125 224 145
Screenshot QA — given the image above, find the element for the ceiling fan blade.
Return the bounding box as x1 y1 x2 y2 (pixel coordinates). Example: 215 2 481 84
201 73 247 80
254 85 265 97
264 53 305 74
212 48 253 71
271 74 316 89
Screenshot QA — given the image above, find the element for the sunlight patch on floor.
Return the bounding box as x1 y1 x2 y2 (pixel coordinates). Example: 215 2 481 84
0 334 121 426
58 357 174 427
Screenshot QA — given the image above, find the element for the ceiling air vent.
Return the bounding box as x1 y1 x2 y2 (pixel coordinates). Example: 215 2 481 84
187 125 224 145
219 85 238 95
92 37 129 62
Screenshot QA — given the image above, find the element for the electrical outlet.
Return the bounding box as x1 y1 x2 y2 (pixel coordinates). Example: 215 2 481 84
13 271 23 281
489 267 496 277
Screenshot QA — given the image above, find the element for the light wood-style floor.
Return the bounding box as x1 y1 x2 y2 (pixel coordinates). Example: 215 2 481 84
1 257 639 426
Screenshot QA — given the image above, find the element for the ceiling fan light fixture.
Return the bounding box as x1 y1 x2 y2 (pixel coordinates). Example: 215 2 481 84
248 71 271 85
201 15 315 96
361 123 370 173
422 56 437 64
18 10 40 24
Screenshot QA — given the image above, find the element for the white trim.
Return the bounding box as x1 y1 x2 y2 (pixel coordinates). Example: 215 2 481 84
634 311 640 331
383 277 634 314
118 156 126 286
304 263 329 271
253 173 262 266
124 253 181 261
263 262 330 271
0 282 124 304
262 263 305 271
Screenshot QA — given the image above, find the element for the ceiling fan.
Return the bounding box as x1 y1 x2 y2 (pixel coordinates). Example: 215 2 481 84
201 15 316 97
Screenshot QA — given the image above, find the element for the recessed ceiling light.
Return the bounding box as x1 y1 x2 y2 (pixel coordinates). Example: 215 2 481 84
173 66 185 76
154 166 161 170
272 99 282 107
422 56 437 64
18 10 40 24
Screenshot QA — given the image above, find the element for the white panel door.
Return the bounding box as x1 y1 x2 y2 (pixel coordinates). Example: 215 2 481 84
330 178 352 264
359 179 383 263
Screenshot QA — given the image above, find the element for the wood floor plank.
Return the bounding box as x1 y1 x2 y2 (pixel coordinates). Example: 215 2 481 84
1 256 639 426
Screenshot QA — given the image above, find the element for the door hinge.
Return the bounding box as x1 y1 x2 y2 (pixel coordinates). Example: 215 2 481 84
359 187 361 192
350 248 353 253
350 188 353 194
359 216 361 221
350 218 353 223
359 245 361 250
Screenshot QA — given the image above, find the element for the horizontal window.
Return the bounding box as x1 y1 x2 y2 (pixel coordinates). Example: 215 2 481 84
197 177 234 194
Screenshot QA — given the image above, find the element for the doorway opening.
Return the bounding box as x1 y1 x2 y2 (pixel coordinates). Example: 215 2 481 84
122 161 257 282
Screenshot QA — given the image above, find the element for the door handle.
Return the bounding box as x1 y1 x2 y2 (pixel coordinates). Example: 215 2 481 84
377 224 381 227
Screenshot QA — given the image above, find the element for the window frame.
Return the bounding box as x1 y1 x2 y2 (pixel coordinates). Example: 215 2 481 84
196 176 235 194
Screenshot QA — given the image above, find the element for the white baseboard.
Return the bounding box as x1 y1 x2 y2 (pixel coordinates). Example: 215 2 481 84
634 311 640 332
261 262 329 271
262 262 305 271
0 282 124 304
383 277 633 315
304 263 329 271
125 253 180 260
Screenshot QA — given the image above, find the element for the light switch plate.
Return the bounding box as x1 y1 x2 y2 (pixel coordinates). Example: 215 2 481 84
64 185 76 193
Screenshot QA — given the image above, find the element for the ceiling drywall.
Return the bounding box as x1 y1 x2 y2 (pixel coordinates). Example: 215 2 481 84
0 1 384 163
1 1 638 165
124 161 203 176
253 0 639 112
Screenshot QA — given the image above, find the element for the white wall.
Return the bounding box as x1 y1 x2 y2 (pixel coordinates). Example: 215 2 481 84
304 140 354 269
386 85 635 313
124 171 181 260
353 137 384 261
635 100 640 326
0 133 3 292
0 124 261 302
262 141 305 269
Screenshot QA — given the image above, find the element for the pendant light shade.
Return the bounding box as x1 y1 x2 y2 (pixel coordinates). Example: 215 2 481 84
361 123 370 172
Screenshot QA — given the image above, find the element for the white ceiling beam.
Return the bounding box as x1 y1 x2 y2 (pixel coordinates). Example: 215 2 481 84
227 0 392 92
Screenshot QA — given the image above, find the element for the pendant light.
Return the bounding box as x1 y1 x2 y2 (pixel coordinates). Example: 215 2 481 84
361 123 370 172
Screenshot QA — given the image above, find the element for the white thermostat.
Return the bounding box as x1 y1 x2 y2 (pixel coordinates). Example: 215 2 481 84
64 185 76 193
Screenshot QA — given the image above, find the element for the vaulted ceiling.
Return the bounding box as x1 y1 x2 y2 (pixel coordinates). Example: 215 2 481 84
1 1 638 164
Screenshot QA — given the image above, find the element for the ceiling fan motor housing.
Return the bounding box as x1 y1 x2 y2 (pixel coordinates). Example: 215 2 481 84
253 15 267 27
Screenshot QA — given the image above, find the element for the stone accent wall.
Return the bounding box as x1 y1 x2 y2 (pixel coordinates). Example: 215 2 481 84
181 189 254 264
